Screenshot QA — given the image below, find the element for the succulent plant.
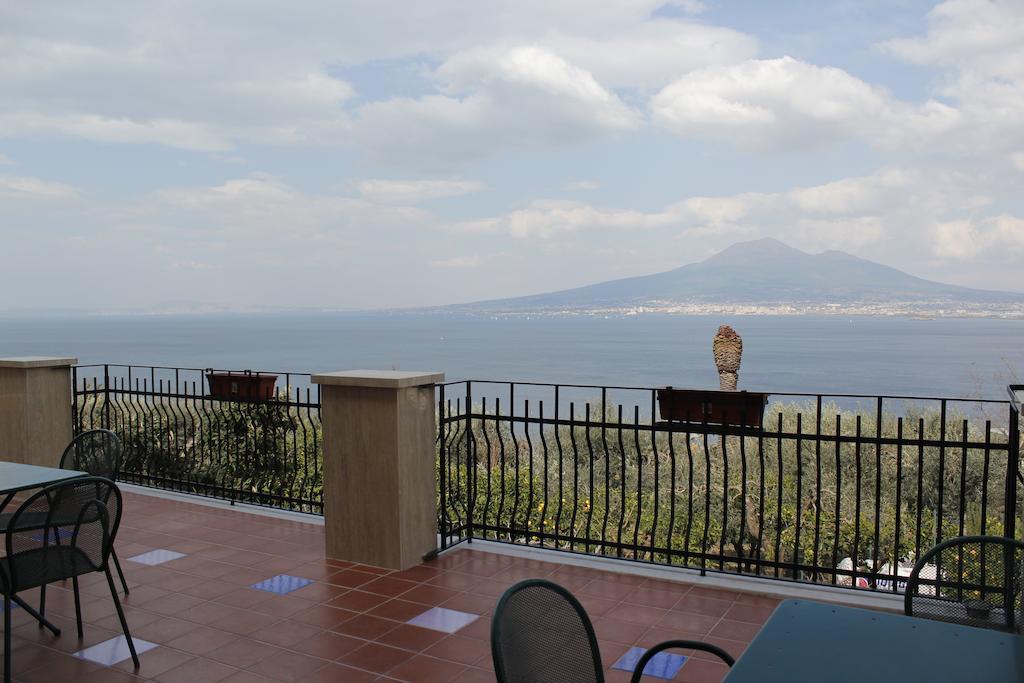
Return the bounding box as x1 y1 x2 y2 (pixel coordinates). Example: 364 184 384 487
713 324 742 391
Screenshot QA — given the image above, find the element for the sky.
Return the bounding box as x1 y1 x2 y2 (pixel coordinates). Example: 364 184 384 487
2 0 1023 312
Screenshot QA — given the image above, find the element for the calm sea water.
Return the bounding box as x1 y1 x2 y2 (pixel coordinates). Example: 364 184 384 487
0 313 1021 400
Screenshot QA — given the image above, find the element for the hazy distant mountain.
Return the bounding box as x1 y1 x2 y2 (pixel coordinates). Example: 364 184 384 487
460 238 1023 312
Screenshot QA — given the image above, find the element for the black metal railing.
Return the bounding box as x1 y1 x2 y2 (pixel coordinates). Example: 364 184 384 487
73 364 322 513
437 380 1022 595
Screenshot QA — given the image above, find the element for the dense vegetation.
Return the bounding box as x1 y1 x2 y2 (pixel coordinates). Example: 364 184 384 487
76 393 323 513
77 390 1021 589
439 400 1021 587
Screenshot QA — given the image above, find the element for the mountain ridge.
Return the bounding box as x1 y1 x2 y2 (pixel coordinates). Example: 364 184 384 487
454 238 1023 313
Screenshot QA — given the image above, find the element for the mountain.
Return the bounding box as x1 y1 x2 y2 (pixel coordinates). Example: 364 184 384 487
458 238 1023 312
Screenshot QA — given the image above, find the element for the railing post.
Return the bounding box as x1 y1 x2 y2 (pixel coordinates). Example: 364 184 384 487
438 383 447 551
312 370 444 571
465 380 474 543
103 363 111 431
0 357 77 466
1004 405 1020 630
1005 405 1019 542
71 365 80 435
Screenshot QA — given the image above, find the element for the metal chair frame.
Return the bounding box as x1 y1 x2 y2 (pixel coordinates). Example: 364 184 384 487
905 534 1024 633
491 579 734 683
1 477 139 683
58 429 130 596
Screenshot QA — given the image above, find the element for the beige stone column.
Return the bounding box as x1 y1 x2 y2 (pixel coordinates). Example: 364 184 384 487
0 357 77 467
312 370 444 570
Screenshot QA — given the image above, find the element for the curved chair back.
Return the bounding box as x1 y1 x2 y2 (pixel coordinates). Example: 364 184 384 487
60 429 122 480
3 477 121 592
492 579 604 683
905 535 1024 633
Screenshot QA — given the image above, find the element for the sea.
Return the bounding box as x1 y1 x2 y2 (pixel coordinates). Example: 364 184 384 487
0 313 1021 403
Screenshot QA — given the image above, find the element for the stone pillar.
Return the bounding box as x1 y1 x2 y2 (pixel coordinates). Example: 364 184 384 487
312 370 444 570
0 357 77 467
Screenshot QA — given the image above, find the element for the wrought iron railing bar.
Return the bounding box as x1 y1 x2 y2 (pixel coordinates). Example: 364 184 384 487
569 402 580 553
812 397 822 582
585 402 596 555
872 397 883 587
600 388 611 557
631 405 643 560
457 412 1009 450
540 399 550 548
647 392 658 563
443 379 1011 404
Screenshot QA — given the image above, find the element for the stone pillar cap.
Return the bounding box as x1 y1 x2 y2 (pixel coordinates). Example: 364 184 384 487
0 356 78 368
312 370 444 389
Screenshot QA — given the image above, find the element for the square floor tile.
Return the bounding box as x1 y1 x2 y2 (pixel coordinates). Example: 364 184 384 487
407 607 479 634
612 646 688 680
127 548 187 566
73 635 159 666
251 574 313 595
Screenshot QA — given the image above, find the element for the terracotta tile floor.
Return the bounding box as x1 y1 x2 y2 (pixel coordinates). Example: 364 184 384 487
1 491 779 682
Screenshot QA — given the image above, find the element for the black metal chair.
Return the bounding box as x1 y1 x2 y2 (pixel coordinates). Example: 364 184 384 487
1 477 139 683
905 535 1024 633
57 429 130 595
491 579 734 683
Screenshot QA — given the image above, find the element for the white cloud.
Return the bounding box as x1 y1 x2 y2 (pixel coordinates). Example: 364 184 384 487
0 1 753 155
1010 152 1024 172
566 180 600 191
666 0 707 13
0 152 13 165
883 0 1024 76
880 0 1024 160
934 214 1024 261
446 167 1012 259
651 56 959 149
541 20 756 90
430 255 483 268
453 199 676 239
155 174 428 236
0 174 80 198
354 45 638 167
356 179 485 203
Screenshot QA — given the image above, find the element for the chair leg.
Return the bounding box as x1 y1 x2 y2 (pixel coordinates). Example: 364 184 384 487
12 596 60 636
4 593 12 683
111 548 130 596
72 576 84 639
37 583 46 629
104 567 139 668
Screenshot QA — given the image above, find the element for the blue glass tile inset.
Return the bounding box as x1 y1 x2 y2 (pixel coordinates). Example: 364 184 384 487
612 646 688 680
407 606 479 633
251 574 313 595
30 528 75 543
127 549 187 566
0 601 18 613
73 636 158 665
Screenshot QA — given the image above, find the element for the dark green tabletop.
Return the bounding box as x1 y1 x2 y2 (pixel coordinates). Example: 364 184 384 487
725 599 1024 682
0 461 87 495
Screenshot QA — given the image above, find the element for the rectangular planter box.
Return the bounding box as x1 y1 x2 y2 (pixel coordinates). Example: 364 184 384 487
657 387 768 428
206 371 278 401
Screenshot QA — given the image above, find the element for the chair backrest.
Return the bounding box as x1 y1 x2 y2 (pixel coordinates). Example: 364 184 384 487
60 429 122 480
905 535 1024 633
3 477 121 591
491 579 604 683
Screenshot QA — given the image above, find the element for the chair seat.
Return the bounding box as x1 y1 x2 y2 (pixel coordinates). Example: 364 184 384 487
910 596 1016 632
1 511 105 534
0 545 98 593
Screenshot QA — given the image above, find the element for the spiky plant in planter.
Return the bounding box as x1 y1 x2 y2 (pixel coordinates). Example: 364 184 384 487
713 325 742 391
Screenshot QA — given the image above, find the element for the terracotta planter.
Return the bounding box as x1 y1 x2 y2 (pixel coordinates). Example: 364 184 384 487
657 387 768 428
206 371 278 401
